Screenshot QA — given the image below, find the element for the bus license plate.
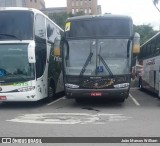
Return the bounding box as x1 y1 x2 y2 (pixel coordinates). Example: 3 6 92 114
91 92 102 96
0 96 7 100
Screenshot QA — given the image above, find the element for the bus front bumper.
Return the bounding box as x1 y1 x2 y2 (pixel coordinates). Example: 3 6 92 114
0 91 38 102
65 88 129 99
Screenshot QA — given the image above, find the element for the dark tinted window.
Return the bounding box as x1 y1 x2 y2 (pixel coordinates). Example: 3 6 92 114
0 11 33 40
35 14 46 40
155 35 160 56
35 43 47 78
35 14 47 78
46 19 56 43
65 18 132 38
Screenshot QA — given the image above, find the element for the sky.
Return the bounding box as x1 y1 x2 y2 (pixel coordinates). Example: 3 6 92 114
44 0 160 30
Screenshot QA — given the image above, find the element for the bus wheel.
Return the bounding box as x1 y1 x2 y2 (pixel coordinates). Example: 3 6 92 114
47 82 56 102
75 98 83 103
117 97 125 102
139 79 143 90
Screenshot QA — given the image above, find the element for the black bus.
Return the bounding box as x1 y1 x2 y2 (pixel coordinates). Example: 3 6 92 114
62 14 140 102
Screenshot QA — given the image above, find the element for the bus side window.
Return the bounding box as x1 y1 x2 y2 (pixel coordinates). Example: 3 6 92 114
155 47 160 56
150 40 156 57
35 14 46 40
146 44 150 58
46 19 55 43
143 45 147 59
140 47 143 59
35 14 47 78
156 36 160 56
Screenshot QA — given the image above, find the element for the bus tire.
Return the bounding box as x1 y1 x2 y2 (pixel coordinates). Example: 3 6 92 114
117 97 125 102
75 98 83 103
47 81 56 102
139 78 143 90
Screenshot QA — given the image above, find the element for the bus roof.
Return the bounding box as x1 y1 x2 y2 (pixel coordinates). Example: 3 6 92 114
0 7 42 13
0 7 63 32
66 14 132 21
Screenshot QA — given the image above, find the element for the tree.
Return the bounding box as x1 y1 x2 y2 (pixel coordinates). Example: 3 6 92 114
48 12 68 29
68 11 85 17
153 0 160 13
133 24 158 45
48 12 85 29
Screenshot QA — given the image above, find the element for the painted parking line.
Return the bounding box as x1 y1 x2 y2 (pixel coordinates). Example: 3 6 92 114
47 96 65 106
7 113 132 124
129 93 140 106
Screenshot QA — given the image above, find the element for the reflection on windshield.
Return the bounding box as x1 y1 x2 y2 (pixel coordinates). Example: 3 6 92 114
0 44 34 82
98 43 113 77
64 39 131 76
0 11 33 40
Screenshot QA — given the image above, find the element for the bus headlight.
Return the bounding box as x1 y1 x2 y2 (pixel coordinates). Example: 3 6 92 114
18 86 35 92
114 83 130 88
65 84 79 89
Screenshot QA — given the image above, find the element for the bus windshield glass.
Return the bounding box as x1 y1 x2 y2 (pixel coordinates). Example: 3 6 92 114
0 11 33 40
64 39 131 76
65 18 132 38
0 44 35 82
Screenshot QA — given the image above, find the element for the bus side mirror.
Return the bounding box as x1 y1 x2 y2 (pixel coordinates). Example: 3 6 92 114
28 41 36 63
133 32 140 54
53 37 61 56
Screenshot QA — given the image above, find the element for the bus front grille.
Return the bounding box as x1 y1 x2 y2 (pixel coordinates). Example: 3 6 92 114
80 78 115 89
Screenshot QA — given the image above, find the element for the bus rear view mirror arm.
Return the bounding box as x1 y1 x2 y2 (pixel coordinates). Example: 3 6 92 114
28 41 36 63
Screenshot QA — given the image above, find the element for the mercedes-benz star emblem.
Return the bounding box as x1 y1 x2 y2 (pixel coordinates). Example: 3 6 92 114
94 83 98 88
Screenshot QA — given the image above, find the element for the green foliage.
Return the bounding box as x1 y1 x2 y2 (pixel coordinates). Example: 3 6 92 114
133 24 158 45
48 12 85 30
48 12 68 29
68 11 85 17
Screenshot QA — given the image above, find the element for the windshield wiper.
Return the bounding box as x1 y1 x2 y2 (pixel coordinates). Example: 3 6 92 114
0 33 21 41
80 52 93 76
80 42 94 76
98 44 114 77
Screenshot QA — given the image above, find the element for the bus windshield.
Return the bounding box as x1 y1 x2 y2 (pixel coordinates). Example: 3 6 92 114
0 44 35 82
0 11 33 40
64 39 131 76
65 18 132 38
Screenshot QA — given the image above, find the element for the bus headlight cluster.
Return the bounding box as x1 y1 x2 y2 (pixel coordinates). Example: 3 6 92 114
65 84 79 89
18 86 35 92
114 83 130 88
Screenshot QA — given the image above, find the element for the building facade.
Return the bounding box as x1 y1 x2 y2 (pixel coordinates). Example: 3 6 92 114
42 7 67 16
67 0 101 15
25 0 45 10
0 0 45 10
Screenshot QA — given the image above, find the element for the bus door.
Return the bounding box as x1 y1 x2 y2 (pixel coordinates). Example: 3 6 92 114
159 66 160 97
